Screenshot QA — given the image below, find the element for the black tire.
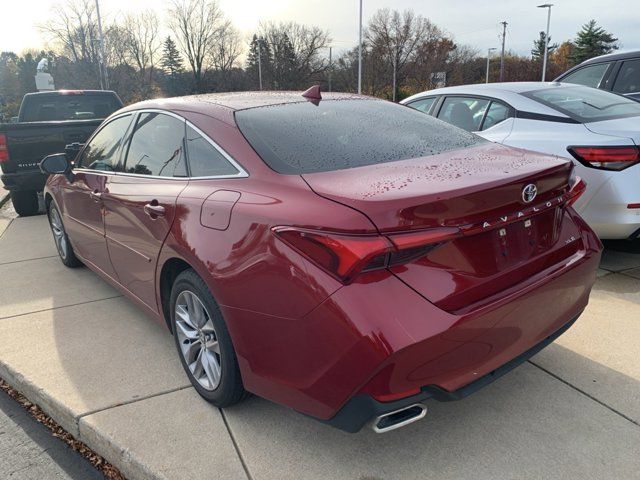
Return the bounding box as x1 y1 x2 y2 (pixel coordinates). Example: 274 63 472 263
10 190 39 216
47 203 82 268
170 269 247 407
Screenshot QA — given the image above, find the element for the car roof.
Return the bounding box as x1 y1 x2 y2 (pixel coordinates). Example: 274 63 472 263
404 82 576 97
120 91 366 115
401 82 583 118
572 49 640 67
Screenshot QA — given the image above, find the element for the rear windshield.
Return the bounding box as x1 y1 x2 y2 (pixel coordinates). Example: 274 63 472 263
522 86 640 123
20 93 122 122
235 99 483 174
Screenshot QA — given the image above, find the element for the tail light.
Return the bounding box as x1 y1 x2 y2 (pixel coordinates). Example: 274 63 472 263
567 146 640 171
566 175 587 207
0 133 9 163
273 226 459 284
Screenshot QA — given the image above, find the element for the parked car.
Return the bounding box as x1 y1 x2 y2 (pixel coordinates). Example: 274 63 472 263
41 91 601 433
402 82 640 240
555 50 640 101
0 90 123 216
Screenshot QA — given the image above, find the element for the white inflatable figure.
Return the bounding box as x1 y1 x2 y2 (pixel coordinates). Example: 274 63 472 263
35 58 55 91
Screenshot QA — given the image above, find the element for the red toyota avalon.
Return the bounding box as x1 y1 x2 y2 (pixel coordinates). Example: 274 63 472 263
40 90 602 433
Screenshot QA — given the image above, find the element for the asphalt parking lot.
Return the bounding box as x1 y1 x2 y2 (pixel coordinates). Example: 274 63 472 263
0 202 639 480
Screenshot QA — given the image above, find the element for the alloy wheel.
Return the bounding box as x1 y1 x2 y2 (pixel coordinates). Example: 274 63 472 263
174 290 222 391
49 207 68 260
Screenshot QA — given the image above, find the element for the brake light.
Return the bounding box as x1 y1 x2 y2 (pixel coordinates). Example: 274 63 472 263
567 175 587 207
273 226 459 284
567 146 640 171
0 133 8 163
58 90 84 95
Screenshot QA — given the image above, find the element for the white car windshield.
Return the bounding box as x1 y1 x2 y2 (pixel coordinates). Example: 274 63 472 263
522 85 640 123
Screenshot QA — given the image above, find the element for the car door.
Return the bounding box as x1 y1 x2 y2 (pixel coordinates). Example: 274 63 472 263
102 111 189 312
62 113 133 278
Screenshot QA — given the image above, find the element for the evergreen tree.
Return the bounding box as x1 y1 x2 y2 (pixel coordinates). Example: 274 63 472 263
271 33 297 89
161 36 184 76
246 34 272 89
571 20 618 64
531 31 558 60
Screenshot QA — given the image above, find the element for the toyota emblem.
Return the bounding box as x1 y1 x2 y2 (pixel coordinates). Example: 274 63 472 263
522 184 537 203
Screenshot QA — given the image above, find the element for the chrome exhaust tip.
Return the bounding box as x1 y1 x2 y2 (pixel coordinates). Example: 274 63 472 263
372 403 427 433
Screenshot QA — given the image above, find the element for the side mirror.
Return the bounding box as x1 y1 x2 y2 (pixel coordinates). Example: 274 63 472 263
64 142 84 162
40 153 73 182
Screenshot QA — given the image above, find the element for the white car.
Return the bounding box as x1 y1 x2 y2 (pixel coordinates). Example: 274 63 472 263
402 82 640 240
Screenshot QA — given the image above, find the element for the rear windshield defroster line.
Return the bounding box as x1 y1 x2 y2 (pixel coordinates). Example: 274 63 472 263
235 99 484 174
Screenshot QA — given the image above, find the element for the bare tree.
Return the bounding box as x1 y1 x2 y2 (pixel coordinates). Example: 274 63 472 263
366 9 433 100
209 22 242 72
122 11 161 89
168 0 227 92
39 0 105 88
257 22 331 88
41 0 100 63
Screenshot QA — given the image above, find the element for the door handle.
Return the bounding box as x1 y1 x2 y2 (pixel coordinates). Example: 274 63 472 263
89 190 102 202
144 203 165 218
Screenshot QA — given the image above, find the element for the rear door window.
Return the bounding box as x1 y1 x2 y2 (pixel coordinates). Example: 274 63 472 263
481 101 510 130
437 97 489 132
612 59 640 95
185 125 240 177
235 99 482 174
78 114 132 171
561 63 611 88
123 112 187 177
406 97 436 114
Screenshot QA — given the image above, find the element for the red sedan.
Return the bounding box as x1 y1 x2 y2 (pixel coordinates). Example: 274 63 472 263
40 90 601 433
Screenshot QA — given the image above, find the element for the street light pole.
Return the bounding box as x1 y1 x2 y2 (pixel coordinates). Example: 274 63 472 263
328 46 333 92
486 48 496 83
95 0 108 89
538 4 553 82
499 21 507 82
257 38 263 91
357 0 363 94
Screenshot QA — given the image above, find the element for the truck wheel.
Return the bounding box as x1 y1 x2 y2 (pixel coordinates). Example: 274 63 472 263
10 191 39 216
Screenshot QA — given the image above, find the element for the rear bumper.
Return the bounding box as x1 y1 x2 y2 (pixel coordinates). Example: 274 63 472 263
227 213 602 428
322 312 580 432
1 171 46 192
574 166 640 240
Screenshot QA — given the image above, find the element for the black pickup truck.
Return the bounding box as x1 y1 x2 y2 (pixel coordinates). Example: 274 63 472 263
0 90 123 215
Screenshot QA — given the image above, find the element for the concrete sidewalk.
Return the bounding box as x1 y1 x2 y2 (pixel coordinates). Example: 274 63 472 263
1 214 639 480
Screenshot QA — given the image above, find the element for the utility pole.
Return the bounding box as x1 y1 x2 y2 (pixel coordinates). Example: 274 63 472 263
486 47 496 83
392 47 397 102
95 0 108 89
538 4 553 81
257 38 263 90
357 0 363 94
328 46 333 92
499 21 507 82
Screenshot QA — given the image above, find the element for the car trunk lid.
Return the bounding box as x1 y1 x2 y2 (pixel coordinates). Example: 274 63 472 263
583 116 640 145
302 143 580 312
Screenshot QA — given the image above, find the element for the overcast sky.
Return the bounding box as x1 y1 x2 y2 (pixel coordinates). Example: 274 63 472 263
1 0 637 59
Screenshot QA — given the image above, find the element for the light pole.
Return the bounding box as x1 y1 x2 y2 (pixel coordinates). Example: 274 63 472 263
357 0 363 94
499 21 507 82
95 0 108 89
486 47 496 83
257 37 263 90
538 3 553 82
